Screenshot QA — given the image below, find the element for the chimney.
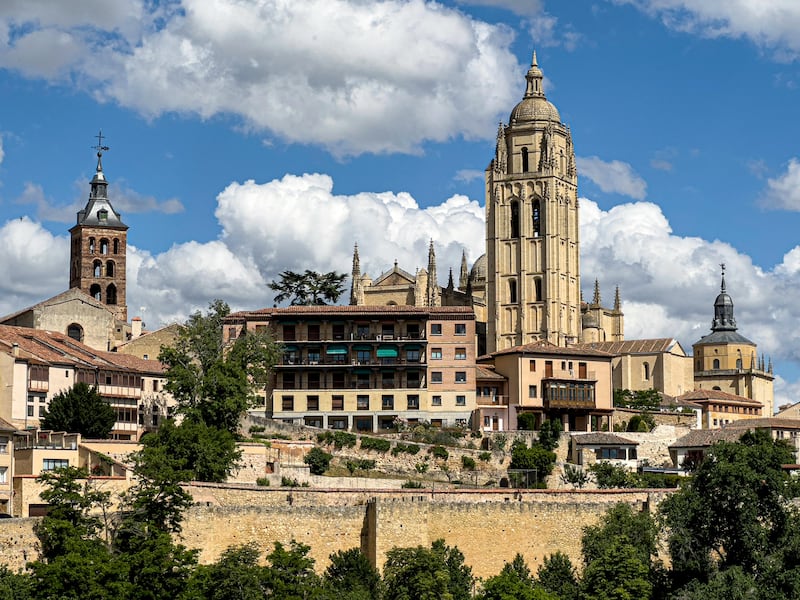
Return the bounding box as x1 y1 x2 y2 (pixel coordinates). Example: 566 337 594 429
131 317 143 339
11 343 19 357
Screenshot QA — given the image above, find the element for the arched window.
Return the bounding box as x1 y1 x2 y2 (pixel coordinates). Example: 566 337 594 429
521 147 529 172
713 358 720 369
106 284 117 305
510 200 520 238
532 200 541 237
534 278 542 302
712 386 722 391
643 362 650 381
90 284 102 301
93 260 102 277
100 239 109 255
89 237 95 254
106 261 114 277
113 238 119 254
66 323 84 342
736 358 743 369
509 279 517 303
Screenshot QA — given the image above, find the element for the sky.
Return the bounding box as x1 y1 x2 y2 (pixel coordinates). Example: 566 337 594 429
2 0 800 408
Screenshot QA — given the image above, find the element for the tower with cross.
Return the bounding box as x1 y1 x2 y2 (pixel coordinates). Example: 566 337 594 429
68 131 129 322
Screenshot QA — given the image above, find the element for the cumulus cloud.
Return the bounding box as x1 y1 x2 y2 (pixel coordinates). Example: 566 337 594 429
454 169 484 183
617 0 800 60
0 0 521 156
759 158 800 210
576 156 648 199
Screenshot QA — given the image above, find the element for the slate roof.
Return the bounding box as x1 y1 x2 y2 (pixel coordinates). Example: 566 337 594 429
572 338 683 355
476 365 506 380
677 389 762 406
669 428 747 449
724 418 800 430
573 432 638 446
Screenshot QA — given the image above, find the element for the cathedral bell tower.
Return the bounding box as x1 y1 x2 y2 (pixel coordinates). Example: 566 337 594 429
69 132 129 322
486 52 580 352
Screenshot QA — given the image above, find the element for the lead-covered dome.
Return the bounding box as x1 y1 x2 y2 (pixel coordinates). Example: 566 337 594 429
509 51 561 125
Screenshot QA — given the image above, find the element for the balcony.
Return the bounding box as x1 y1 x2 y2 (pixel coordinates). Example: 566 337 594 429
476 395 509 406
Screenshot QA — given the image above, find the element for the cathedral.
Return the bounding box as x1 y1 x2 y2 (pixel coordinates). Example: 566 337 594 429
351 52 623 353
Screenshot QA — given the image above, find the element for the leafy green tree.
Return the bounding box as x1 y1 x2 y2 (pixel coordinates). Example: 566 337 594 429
139 418 240 483
660 429 798 587
263 540 322 599
537 419 563 451
184 543 266 600
627 413 655 432
479 553 557 600
40 382 116 439
517 413 538 431
305 447 333 475
588 462 637 489
383 540 473 600
614 389 661 411
0 565 33 600
509 440 556 486
323 548 382 600
269 270 348 306
536 551 579 600
159 299 281 432
561 464 590 489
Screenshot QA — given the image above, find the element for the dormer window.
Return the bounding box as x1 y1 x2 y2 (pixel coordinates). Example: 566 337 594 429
98 209 108 222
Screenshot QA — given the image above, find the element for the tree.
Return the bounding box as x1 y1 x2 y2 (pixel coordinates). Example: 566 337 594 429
383 540 473 600
184 543 266 600
536 552 579 600
537 420 563 451
159 299 281 432
509 440 556 487
269 270 347 306
479 554 557 600
304 447 333 475
40 382 116 439
517 413 538 431
588 462 637 489
660 429 798 588
263 540 322 600
323 548 382 600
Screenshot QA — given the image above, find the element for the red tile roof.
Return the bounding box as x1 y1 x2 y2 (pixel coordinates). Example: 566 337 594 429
227 305 475 319
572 338 682 355
480 339 613 360
677 389 762 406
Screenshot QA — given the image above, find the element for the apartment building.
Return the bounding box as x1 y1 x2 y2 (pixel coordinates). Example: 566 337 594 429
223 305 477 432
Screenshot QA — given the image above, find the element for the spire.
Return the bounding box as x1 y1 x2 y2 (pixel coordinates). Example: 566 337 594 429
711 264 737 331
592 279 601 305
614 286 621 311
74 130 126 229
349 243 361 305
459 250 469 290
427 239 439 307
447 268 454 291
524 49 545 98
768 357 773 374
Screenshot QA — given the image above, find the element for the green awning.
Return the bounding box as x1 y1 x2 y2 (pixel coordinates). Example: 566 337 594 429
403 344 422 350
282 345 298 352
353 369 371 375
377 348 398 358
326 346 347 355
353 345 372 351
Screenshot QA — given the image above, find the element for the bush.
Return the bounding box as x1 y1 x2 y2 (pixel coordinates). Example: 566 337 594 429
430 446 449 461
627 413 655 432
248 425 265 434
415 462 429 474
637 471 681 488
345 459 376 474
461 456 476 470
538 419 563 451
402 480 423 488
304 447 332 475
589 462 637 488
317 430 357 449
517 412 538 431
392 443 421 456
281 476 301 487
478 451 492 462
256 477 270 487
360 437 391 453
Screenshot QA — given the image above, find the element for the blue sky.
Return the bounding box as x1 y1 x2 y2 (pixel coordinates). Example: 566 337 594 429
2 0 800 406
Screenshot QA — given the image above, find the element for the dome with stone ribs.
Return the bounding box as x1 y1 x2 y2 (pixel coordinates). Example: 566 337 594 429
509 51 561 125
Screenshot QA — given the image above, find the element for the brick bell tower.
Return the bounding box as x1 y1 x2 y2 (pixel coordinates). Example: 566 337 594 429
69 132 128 322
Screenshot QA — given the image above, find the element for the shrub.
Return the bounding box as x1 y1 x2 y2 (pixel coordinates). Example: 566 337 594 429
627 413 655 432
589 462 636 488
360 437 391 453
415 462 429 474
561 464 589 489
517 412 538 431
392 443 421 456
478 451 492 462
281 476 301 487
461 456 476 470
345 459 376 474
249 425 265 434
256 477 270 487
316 430 357 448
402 480 423 488
304 447 332 475
430 446 449 460
538 419 563 451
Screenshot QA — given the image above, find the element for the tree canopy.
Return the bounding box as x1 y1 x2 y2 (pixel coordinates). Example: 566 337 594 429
40 382 116 439
269 270 347 306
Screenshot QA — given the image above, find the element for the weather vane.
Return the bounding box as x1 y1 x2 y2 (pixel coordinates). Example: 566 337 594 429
92 130 110 156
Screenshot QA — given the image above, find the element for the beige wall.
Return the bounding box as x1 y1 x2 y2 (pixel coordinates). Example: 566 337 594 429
614 352 693 398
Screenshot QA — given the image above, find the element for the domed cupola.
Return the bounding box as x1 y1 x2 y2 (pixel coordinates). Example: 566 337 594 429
712 266 737 331
509 51 561 124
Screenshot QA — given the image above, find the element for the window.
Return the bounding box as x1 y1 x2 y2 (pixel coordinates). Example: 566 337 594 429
93 260 102 277
27 405 34 417
0 436 8 453
430 323 442 336
407 395 419 410
0 466 6 484
529 385 537 398
282 395 294 411
99 238 109 254
529 360 536 372
511 200 520 237
431 348 443 360
89 237 95 254
534 278 542 301
329 416 347 429
643 362 650 381
712 359 720 369
307 395 319 411
532 200 541 237
42 459 70 472
282 373 295 389
431 395 442 406
736 358 743 369
153 380 159 392
382 395 394 410
105 284 117 305
431 372 443 383
356 324 369 339
521 147 529 172
307 349 320 364
283 325 296 341
455 371 467 383
406 349 420 362
509 279 517 303
357 395 370 410
90 284 101 301
332 395 344 411
113 238 119 254
307 324 320 341
455 348 467 360
456 395 466 406
332 324 345 340
106 260 114 276
455 323 467 335
307 372 320 389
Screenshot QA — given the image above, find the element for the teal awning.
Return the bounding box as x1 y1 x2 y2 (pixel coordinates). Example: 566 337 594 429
377 348 398 358
282 345 298 352
353 369 371 375
353 345 372 351
326 346 347 355
403 344 422 350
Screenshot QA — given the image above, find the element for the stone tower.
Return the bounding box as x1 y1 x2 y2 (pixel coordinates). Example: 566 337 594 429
486 52 580 352
69 135 128 322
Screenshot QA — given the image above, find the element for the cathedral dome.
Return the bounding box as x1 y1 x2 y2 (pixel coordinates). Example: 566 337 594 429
510 97 561 124
582 311 599 329
470 254 487 283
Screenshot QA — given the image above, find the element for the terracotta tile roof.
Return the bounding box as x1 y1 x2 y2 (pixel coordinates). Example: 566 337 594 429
573 432 638 446
0 417 17 432
724 417 800 430
677 389 762 406
480 339 613 360
572 338 682 355
0 288 114 323
669 428 747 449
227 305 475 319
0 325 164 374
476 365 506 380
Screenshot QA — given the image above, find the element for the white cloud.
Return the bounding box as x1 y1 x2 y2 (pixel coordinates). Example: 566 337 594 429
0 0 522 156
0 134 4 164
759 157 800 210
576 156 648 199
454 169 484 183
617 0 800 60
456 0 544 16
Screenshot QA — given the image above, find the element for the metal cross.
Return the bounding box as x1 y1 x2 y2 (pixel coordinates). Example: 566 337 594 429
93 130 110 154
